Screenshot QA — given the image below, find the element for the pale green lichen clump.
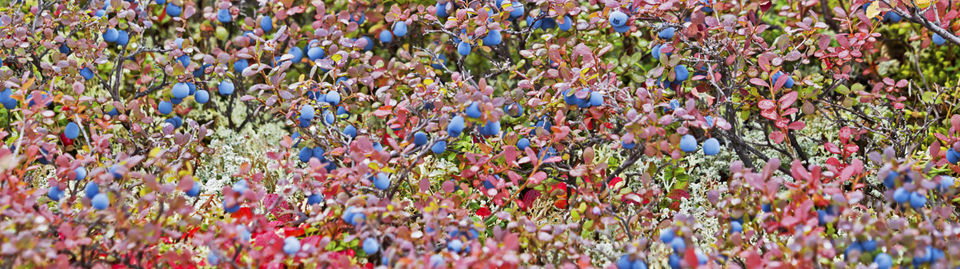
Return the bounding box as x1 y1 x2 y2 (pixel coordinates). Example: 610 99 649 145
196 120 288 195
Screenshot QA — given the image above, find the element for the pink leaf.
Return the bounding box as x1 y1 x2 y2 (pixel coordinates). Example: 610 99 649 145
507 171 522 186
419 177 430 192
791 160 810 181
502 145 518 162
931 140 942 159
542 156 562 164
529 171 547 185
781 216 800 227
840 164 856 182
883 77 895 86
740 250 763 268
442 180 455 193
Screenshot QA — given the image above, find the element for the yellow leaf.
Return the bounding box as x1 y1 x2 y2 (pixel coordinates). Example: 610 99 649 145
916 0 933 8
149 147 161 158
332 54 342 62
21 77 35 91
866 3 881 20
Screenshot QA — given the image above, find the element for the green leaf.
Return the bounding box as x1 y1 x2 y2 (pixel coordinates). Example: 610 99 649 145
630 52 643 65
850 83 864 93
663 165 676 180
834 84 850 95
673 173 690 190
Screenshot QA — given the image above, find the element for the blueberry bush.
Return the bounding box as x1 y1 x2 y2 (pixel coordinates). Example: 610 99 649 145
3 0 960 268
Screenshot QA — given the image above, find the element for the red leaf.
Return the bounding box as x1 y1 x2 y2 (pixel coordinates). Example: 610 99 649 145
550 182 568 194
519 190 541 211
839 127 851 144
758 99 776 110
769 131 785 144
621 193 643 205
263 194 294 223
775 118 790 129
826 157 842 167
759 0 772 12
751 78 771 88
667 189 690 200
844 143 859 154
773 73 788 92
824 142 841 154
476 207 491 217
253 229 283 250
231 207 254 221
787 121 806 130
608 177 624 189
778 91 798 109
684 248 699 267
283 226 305 237
760 109 779 120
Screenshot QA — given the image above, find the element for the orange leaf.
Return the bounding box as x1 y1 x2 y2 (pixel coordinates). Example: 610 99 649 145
554 199 568 209
373 106 393 117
